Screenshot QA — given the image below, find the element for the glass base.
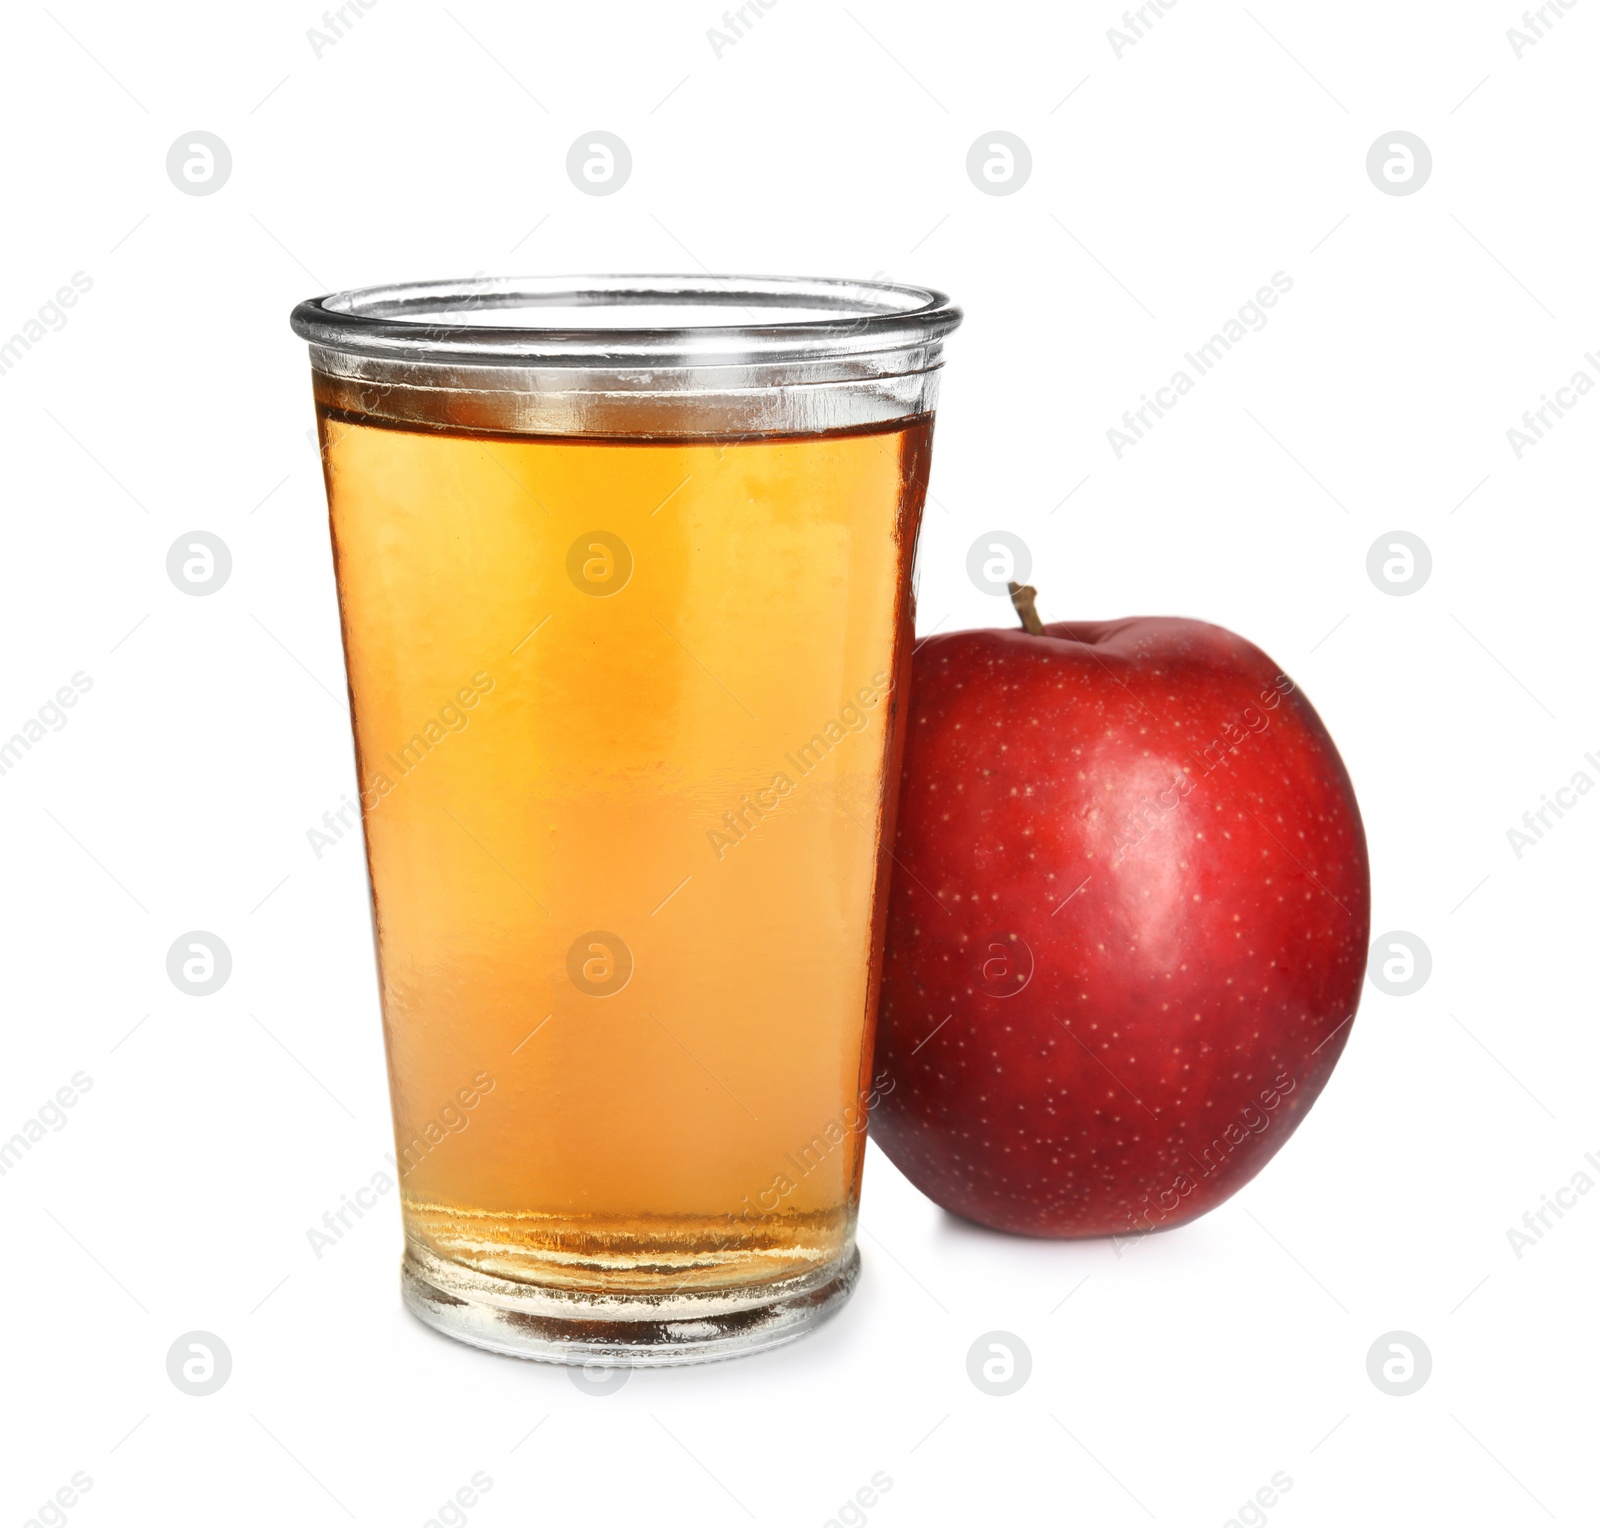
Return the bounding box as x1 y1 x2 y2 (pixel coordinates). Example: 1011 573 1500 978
400 1238 860 1367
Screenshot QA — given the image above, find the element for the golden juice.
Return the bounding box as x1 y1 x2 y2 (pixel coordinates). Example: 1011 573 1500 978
319 405 932 1296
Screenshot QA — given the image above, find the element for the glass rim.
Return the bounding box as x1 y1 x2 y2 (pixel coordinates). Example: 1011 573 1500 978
290 274 961 368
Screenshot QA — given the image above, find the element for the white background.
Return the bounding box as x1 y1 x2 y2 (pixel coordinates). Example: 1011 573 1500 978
2 2 1595 1524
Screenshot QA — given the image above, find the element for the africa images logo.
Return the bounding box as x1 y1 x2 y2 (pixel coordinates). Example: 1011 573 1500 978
705 673 893 860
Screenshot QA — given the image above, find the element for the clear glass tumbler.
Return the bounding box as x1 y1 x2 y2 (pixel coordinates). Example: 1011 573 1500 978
289 276 961 1365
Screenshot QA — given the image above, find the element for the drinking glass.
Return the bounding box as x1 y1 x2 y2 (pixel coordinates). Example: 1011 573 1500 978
290 275 961 1364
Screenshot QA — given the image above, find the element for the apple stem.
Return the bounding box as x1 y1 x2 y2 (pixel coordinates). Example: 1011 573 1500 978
1007 581 1045 635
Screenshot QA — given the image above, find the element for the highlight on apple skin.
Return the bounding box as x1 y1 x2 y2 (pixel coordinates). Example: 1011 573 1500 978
871 615 1370 1239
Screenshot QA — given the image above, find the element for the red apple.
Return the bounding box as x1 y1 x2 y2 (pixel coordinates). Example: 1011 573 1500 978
871 614 1369 1238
